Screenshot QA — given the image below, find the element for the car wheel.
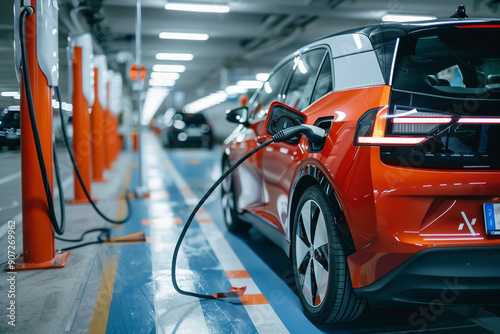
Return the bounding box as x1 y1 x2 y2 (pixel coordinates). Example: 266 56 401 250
292 184 365 323
221 158 251 233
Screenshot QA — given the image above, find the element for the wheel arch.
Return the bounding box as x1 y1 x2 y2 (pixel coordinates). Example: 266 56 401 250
289 164 356 257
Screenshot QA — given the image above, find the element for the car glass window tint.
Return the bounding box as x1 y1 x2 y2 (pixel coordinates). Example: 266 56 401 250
251 60 293 120
311 55 333 103
284 49 326 111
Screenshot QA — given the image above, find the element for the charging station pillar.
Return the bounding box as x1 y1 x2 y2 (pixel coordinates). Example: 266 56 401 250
108 71 123 161
70 34 94 203
103 80 113 170
91 55 107 182
113 114 120 160
12 0 70 270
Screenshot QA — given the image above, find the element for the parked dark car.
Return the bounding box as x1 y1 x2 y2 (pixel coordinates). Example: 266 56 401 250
0 106 21 150
160 111 213 148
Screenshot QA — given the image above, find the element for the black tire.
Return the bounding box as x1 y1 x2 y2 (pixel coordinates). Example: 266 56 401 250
221 158 251 233
291 184 366 323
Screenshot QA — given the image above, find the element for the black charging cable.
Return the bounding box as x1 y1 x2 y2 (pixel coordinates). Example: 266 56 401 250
53 86 132 224
56 228 110 252
18 6 131 256
171 124 327 299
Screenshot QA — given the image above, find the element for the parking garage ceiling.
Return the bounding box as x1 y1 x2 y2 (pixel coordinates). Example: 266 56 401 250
1 0 499 111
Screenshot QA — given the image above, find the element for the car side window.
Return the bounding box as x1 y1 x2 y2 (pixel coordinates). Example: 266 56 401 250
311 55 333 103
283 49 326 111
250 60 293 121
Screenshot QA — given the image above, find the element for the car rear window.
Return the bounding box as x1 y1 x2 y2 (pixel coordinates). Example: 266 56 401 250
385 25 500 170
182 113 207 125
392 25 500 99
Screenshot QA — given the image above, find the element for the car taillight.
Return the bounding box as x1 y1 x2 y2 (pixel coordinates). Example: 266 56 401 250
355 105 500 147
355 106 436 146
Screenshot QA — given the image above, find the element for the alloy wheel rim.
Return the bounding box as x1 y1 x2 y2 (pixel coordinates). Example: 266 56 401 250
295 199 330 307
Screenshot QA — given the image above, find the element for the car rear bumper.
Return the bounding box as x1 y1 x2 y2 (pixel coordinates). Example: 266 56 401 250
354 246 500 306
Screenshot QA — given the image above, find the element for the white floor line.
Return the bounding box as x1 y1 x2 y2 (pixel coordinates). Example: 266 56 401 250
141 142 210 334
0 171 21 186
162 151 290 334
0 175 72 238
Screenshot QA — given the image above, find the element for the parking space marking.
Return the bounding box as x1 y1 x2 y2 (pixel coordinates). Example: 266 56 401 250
0 175 72 239
0 171 21 185
239 294 269 306
226 270 251 279
164 152 289 334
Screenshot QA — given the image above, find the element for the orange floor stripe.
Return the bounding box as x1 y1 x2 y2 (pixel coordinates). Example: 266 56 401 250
141 217 183 225
145 191 170 199
197 218 213 223
186 159 202 165
225 270 251 279
239 294 268 305
179 187 194 196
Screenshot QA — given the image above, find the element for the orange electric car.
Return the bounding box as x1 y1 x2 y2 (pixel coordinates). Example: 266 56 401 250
221 19 500 323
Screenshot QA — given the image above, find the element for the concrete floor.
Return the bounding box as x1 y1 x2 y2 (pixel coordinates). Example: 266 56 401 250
0 131 499 333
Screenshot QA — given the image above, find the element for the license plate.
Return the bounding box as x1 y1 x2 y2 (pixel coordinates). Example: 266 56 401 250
484 203 500 236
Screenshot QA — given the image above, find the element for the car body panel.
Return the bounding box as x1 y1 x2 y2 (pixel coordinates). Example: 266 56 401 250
224 121 267 214
222 19 500 305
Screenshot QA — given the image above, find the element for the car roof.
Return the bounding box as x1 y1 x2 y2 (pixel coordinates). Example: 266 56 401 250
345 18 500 47
268 18 500 77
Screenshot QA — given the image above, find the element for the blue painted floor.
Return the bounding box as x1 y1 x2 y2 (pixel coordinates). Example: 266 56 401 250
72 134 498 333
33 130 500 334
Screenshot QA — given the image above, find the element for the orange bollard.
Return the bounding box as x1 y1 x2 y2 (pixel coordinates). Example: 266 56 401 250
90 66 105 182
103 80 114 170
110 114 117 161
70 45 93 204
133 132 138 152
113 114 120 160
103 107 113 170
12 2 70 270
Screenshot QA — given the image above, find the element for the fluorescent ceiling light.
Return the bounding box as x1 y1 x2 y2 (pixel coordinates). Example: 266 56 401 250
159 32 209 40
151 72 181 81
149 78 176 87
225 85 247 95
165 3 230 13
156 53 194 61
185 90 228 113
237 80 263 89
382 14 436 22
255 73 269 82
142 88 169 125
152 64 186 73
